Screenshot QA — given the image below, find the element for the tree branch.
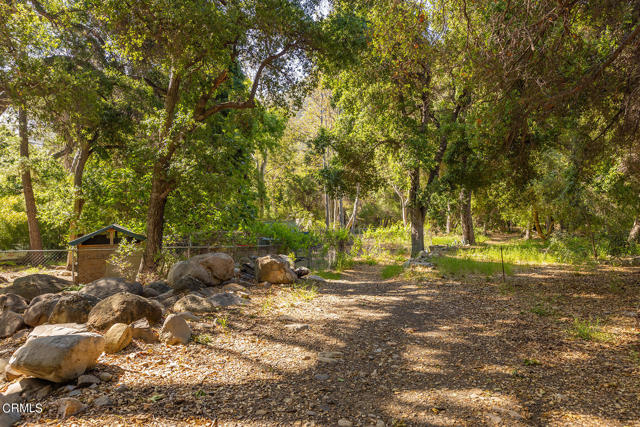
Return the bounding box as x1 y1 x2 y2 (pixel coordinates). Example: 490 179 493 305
195 43 297 121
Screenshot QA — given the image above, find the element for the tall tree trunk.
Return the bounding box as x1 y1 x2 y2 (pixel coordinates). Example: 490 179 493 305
346 185 360 231
139 69 181 275
459 188 475 245
532 207 547 240
323 149 330 229
66 143 91 269
257 151 267 218
446 201 452 234
628 217 640 243
338 196 344 228
524 221 531 240
140 163 172 274
18 108 43 256
408 167 425 257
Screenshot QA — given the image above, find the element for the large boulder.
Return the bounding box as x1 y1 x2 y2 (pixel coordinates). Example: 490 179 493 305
79 277 143 300
87 292 162 330
0 293 28 314
0 274 69 301
104 323 132 353
191 253 235 284
142 281 171 298
48 293 99 324
0 311 26 338
160 314 191 345
23 294 63 327
28 323 88 340
171 275 207 294
255 255 298 284
172 294 216 314
168 261 212 287
8 332 104 382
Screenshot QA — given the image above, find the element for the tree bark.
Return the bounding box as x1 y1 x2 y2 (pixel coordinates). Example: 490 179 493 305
140 68 181 274
524 221 531 240
346 185 360 231
338 196 344 228
628 217 640 243
446 201 452 234
257 151 267 218
459 188 475 245
140 163 172 274
323 149 330 229
18 108 43 255
66 143 91 269
533 207 547 240
408 167 425 257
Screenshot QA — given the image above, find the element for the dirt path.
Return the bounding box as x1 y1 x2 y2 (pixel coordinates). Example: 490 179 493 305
12 263 640 426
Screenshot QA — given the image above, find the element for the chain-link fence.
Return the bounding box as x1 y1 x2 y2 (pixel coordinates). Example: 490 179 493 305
0 241 337 280
0 249 70 268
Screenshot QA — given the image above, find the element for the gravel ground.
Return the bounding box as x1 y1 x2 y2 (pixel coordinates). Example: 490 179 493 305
3 262 640 426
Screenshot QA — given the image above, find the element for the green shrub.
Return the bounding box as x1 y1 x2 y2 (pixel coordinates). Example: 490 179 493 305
432 256 513 276
381 264 404 279
569 317 611 342
313 270 341 280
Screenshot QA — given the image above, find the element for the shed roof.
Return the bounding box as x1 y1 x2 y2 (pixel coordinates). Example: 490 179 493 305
69 224 146 246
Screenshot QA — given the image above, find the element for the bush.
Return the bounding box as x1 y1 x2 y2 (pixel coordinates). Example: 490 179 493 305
381 264 403 279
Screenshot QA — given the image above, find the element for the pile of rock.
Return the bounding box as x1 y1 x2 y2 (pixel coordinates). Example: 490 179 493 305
0 250 325 425
404 245 451 267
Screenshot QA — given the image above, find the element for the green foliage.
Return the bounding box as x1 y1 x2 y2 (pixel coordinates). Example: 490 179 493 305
381 264 403 279
432 256 514 277
313 270 341 280
248 222 318 253
569 318 612 342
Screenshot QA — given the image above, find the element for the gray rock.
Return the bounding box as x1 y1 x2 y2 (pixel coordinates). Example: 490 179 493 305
305 275 327 282
0 293 28 313
23 293 63 327
173 294 217 313
93 394 112 407
0 274 70 301
190 253 235 283
130 318 158 343
171 275 207 293
48 293 99 324
79 277 143 300
168 261 213 287
0 311 26 338
27 323 88 340
144 281 171 296
255 255 297 284
8 332 104 382
314 373 329 381
160 314 191 345
338 419 353 427
175 311 201 322
87 292 162 330
77 374 100 387
207 292 245 307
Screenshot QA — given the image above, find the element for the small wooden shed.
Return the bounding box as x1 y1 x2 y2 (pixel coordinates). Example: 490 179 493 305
69 224 145 284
